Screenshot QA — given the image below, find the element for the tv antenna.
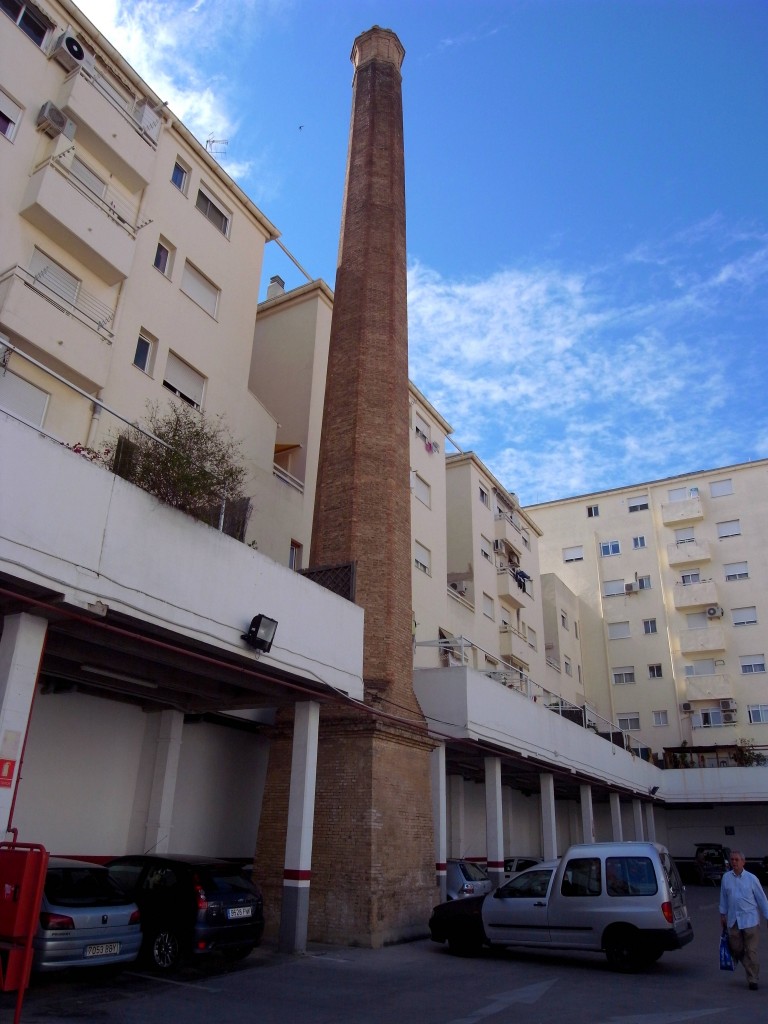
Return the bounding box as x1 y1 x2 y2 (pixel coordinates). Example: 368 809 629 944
205 133 228 157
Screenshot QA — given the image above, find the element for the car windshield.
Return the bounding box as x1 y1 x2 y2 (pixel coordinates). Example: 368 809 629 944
459 862 489 882
498 869 553 898
198 867 259 895
46 866 130 907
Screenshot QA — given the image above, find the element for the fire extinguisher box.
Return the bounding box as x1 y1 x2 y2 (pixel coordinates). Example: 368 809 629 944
0 846 48 941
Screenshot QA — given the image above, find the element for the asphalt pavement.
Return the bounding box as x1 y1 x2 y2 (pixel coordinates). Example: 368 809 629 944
5 885 767 1024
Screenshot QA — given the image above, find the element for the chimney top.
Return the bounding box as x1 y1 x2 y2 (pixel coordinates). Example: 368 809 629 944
351 26 405 72
266 275 285 299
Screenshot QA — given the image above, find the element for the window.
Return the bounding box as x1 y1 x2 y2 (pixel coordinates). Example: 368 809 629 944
289 541 303 571
643 618 657 635
608 621 630 640
562 545 584 563
733 606 757 627
603 579 625 597
694 708 726 728
628 496 649 512
710 478 733 497
632 535 646 549
648 663 663 678
133 331 155 374
0 88 21 141
586 505 599 517
414 541 430 575
181 261 220 318
613 666 635 685
413 411 430 443
686 612 707 630
70 156 107 200
638 575 652 590
479 485 490 508
680 570 700 586
527 627 537 651
153 237 175 277
171 158 189 193
685 659 716 677
652 710 669 727
195 187 230 235
412 473 430 507
163 351 205 409
564 656 573 677
740 655 766 675
480 536 492 562
675 527 695 545
0 369 48 426
574 621 579 639
29 248 80 306
667 486 687 502
717 520 741 539
600 540 620 557
748 705 768 724
724 561 748 581
618 713 640 731
482 593 494 620
561 610 568 629
1 1 50 46
522 530 530 550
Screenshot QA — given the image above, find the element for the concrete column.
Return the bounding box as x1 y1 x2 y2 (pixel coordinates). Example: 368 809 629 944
645 802 657 842
0 613 47 833
632 798 645 840
609 792 623 840
540 773 557 860
484 756 504 889
144 709 184 854
447 773 465 857
579 784 595 843
431 743 447 902
279 701 320 953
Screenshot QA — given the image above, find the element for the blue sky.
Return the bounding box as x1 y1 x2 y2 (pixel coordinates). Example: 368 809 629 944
76 0 768 503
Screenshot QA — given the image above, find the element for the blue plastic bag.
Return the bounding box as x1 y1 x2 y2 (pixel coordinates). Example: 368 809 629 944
720 928 734 971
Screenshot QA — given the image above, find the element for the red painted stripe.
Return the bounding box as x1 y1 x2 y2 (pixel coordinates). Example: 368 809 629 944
283 868 312 881
435 862 447 872
487 861 504 870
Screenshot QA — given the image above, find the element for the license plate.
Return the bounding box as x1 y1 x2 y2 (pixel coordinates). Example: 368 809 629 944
86 942 120 957
673 907 686 922
227 906 252 920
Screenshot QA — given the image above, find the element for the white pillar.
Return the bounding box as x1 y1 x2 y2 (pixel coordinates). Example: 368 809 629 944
0 614 47 833
279 701 319 953
431 743 447 902
144 709 184 854
579 783 594 843
632 798 645 840
645 802 657 842
540 773 557 860
484 756 504 890
609 792 623 840
447 773 465 857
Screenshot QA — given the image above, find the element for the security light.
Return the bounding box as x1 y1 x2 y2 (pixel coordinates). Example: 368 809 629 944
241 615 278 654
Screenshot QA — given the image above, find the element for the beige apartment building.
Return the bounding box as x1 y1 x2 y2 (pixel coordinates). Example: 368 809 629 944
528 462 768 765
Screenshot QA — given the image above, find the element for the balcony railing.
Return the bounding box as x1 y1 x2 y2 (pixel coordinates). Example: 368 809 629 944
0 264 115 336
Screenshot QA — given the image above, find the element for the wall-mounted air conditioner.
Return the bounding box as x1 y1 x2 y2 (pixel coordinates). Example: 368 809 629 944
37 101 76 140
680 702 693 713
722 711 736 724
625 581 640 594
50 32 91 72
706 605 724 618
450 581 468 596
720 699 737 711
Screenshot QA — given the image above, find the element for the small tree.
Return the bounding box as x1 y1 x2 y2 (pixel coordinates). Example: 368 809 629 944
112 403 251 539
732 739 767 767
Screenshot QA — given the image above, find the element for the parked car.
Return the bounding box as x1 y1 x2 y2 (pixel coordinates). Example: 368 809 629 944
692 843 730 885
503 856 541 881
34 857 141 972
430 842 693 970
106 855 264 971
446 859 493 900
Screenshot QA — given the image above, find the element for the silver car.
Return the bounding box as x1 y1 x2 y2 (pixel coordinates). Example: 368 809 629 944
446 859 493 900
33 858 142 972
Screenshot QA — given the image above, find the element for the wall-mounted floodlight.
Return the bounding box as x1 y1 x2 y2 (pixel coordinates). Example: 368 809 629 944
241 615 278 654
649 785 660 797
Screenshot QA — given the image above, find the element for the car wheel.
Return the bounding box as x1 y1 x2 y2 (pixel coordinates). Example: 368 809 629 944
149 928 184 971
223 945 254 963
603 927 645 972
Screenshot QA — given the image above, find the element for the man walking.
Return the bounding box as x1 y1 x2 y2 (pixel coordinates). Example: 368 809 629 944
720 850 768 990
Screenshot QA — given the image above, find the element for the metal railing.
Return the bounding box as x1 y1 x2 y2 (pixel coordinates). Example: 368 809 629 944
1 264 115 335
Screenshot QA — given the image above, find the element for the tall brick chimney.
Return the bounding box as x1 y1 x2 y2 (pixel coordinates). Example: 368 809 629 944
256 26 436 948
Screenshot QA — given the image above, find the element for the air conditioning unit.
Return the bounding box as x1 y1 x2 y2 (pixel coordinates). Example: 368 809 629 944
680 702 693 713
706 605 724 618
720 699 737 711
50 32 89 71
450 581 468 596
625 582 640 594
722 711 737 724
37 101 76 140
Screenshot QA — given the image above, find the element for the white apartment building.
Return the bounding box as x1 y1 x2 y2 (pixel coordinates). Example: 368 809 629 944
528 462 768 766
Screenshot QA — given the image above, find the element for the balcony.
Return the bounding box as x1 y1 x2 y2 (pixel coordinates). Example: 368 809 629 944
496 565 531 609
678 625 726 655
494 510 523 547
661 495 703 525
684 673 732 701
672 579 719 611
21 159 136 285
0 266 113 389
667 538 711 566
58 68 159 191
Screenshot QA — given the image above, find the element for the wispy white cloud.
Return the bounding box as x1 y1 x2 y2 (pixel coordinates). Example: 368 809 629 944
408 219 768 503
